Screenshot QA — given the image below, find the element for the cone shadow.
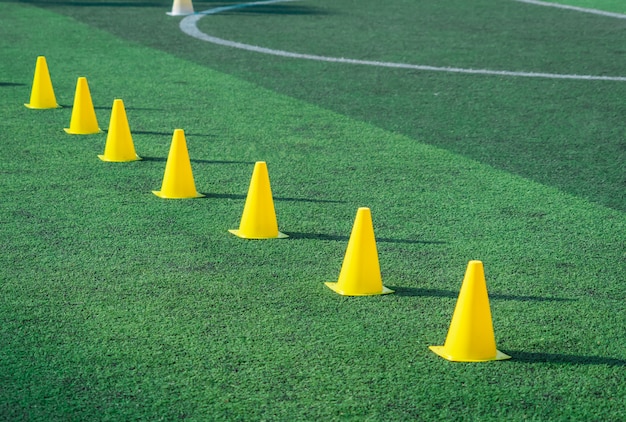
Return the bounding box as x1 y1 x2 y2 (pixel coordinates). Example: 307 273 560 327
387 287 457 298
286 232 348 241
133 130 215 138
139 156 167 162
491 293 576 302
378 237 446 245
58 104 111 110
193 159 256 165
1 82 26 87
131 131 174 137
58 104 110 110
140 156 255 165
388 287 575 302
506 351 626 366
203 193 247 200
286 231 446 244
274 196 345 204
121 107 165 111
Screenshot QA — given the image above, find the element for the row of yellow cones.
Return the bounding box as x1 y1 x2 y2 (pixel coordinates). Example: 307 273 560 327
23 57 285 223
329 209 511 362
24 56 510 363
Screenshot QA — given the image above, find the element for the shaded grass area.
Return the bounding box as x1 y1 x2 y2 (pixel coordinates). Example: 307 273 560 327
1 2 625 420
27 0 626 212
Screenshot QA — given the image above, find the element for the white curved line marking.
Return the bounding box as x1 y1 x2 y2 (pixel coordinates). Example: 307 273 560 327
180 0 626 82
513 0 626 19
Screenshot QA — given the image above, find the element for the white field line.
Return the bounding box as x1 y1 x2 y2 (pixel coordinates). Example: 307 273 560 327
512 0 626 19
179 0 626 82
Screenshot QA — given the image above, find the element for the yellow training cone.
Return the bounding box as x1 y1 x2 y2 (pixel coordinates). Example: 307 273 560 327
98 99 141 162
167 0 194 15
25 56 60 109
325 207 393 296
429 260 511 362
153 129 204 199
64 77 101 134
229 161 287 239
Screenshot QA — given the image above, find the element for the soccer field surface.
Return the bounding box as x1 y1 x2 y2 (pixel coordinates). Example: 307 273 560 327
1 0 625 420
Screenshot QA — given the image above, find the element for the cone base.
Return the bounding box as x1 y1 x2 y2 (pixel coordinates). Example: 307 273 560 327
98 154 142 162
166 11 194 16
152 190 205 199
324 282 394 296
25 103 61 109
64 128 102 135
428 346 511 362
228 229 288 239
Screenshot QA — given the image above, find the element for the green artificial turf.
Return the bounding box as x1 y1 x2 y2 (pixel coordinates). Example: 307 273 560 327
34 0 626 213
1 1 625 420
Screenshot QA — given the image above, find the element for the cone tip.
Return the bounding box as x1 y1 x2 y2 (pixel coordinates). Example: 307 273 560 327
354 207 373 222
463 260 486 283
171 128 186 141
252 161 269 173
